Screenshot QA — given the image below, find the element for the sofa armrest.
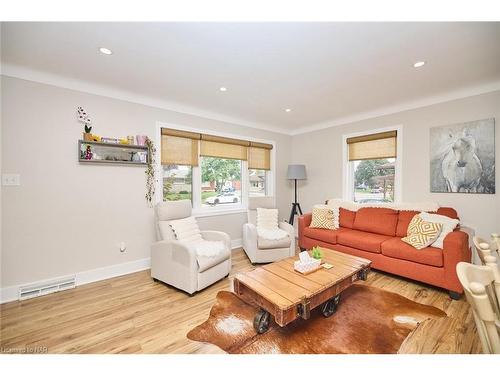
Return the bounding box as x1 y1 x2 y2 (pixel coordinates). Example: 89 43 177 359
201 230 231 251
151 240 197 268
279 221 296 256
242 223 258 262
298 213 312 250
443 230 472 293
279 221 294 235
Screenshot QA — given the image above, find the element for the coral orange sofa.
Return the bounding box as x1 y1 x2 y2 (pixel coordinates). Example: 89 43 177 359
298 207 471 298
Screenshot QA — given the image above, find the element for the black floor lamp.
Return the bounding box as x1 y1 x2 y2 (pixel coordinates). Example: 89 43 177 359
287 164 307 225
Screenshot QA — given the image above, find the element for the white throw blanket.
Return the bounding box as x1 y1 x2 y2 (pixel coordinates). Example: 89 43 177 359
169 217 225 257
193 240 225 257
325 198 440 212
255 207 288 240
257 227 288 241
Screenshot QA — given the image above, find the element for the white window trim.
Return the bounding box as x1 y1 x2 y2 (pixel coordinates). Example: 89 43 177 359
342 125 403 203
155 122 276 216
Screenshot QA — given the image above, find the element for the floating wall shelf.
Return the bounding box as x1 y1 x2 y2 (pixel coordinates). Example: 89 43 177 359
78 140 149 166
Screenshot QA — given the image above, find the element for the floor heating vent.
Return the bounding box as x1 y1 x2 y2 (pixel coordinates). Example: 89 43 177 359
18 276 76 301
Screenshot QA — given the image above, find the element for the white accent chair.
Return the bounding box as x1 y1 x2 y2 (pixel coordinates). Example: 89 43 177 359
457 259 500 353
243 197 295 263
151 200 231 295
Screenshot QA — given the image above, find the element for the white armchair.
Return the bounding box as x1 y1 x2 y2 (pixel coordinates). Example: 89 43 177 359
243 197 295 263
151 200 231 295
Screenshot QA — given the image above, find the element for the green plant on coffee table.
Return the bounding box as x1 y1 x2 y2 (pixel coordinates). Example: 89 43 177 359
311 246 323 260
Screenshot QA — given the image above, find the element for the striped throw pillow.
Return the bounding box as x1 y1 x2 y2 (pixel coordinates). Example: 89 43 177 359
402 215 443 250
310 207 337 230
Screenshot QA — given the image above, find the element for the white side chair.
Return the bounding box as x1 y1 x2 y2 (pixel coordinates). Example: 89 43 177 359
151 200 231 295
473 236 493 265
457 260 500 353
243 197 295 263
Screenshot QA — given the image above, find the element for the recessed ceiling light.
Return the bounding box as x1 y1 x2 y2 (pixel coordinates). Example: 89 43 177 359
285 108 291 112
413 61 425 68
219 87 227 92
99 47 113 55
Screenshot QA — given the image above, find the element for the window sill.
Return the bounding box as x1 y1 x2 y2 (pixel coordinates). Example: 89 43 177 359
192 207 248 218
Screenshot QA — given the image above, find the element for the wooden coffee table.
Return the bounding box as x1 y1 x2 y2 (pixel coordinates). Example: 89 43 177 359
233 248 371 333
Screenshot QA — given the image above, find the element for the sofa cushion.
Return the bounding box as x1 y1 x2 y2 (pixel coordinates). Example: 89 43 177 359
353 207 398 236
258 235 291 250
396 210 420 237
336 229 392 253
381 237 443 267
197 246 231 272
339 208 356 229
302 226 345 244
436 207 459 220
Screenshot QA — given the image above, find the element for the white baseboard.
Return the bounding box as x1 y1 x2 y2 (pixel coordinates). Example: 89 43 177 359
76 257 151 286
231 238 242 249
1 239 243 304
0 257 151 304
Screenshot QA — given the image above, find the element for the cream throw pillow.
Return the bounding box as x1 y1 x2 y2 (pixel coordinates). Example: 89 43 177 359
402 215 443 250
256 208 279 230
168 216 203 243
310 207 337 230
419 212 459 249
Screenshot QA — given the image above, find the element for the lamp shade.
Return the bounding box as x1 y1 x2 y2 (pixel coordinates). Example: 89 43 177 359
287 164 307 180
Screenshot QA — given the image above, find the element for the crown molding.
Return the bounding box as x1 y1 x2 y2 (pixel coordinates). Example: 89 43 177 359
0 63 290 136
290 80 500 135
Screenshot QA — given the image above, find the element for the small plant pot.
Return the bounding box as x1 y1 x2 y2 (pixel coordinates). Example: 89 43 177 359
83 132 93 141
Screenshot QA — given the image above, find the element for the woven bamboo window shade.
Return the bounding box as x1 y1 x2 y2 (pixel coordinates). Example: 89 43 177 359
200 134 251 160
161 128 273 167
248 142 273 170
347 131 397 161
161 128 200 166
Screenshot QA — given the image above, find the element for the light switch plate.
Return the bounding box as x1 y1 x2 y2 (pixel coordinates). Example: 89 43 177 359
2 174 21 186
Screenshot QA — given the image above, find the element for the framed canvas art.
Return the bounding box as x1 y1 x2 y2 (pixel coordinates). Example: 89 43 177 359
430 118 495 194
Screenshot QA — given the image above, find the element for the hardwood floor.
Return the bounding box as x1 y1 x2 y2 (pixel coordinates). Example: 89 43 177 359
0 248 481 354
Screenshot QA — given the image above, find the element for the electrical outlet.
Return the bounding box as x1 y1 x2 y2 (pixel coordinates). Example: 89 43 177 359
2 174 21 186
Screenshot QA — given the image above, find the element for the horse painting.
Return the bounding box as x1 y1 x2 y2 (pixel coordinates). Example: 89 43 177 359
441 133 483 192
430 118 495 194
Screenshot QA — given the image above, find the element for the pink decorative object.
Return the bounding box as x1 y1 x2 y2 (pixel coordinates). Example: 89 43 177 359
136 135 147 146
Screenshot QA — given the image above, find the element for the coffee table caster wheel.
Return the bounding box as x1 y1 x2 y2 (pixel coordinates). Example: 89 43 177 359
253 309 270 334
321 294 340 317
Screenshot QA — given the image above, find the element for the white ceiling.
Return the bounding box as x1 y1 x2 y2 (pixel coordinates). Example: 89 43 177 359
2 22 500 134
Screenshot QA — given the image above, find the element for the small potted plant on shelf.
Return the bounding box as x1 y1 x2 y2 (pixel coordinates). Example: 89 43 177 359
77 106 93 141
311 246 323 261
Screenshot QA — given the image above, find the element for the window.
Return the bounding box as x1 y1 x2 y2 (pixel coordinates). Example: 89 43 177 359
249 169 267 197
352 158 395 202
201 157 242 207
159 126 274 213
344 129 399 203
163 165 192 201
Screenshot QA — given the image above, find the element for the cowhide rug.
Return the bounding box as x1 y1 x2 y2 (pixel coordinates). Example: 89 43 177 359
187 284 446 354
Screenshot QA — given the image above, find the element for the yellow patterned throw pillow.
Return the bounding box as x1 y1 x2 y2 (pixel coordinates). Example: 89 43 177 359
310 207 336 230
402 215 443 250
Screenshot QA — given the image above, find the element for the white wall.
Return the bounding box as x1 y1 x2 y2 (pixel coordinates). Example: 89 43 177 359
0 76 292 289
291 90 500 240
2 74 499 295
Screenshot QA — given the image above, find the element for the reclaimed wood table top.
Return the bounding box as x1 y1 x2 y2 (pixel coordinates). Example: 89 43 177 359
233 248 372 326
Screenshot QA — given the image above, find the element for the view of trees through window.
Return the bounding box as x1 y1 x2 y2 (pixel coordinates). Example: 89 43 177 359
353 158 395 202
200 157 242 207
